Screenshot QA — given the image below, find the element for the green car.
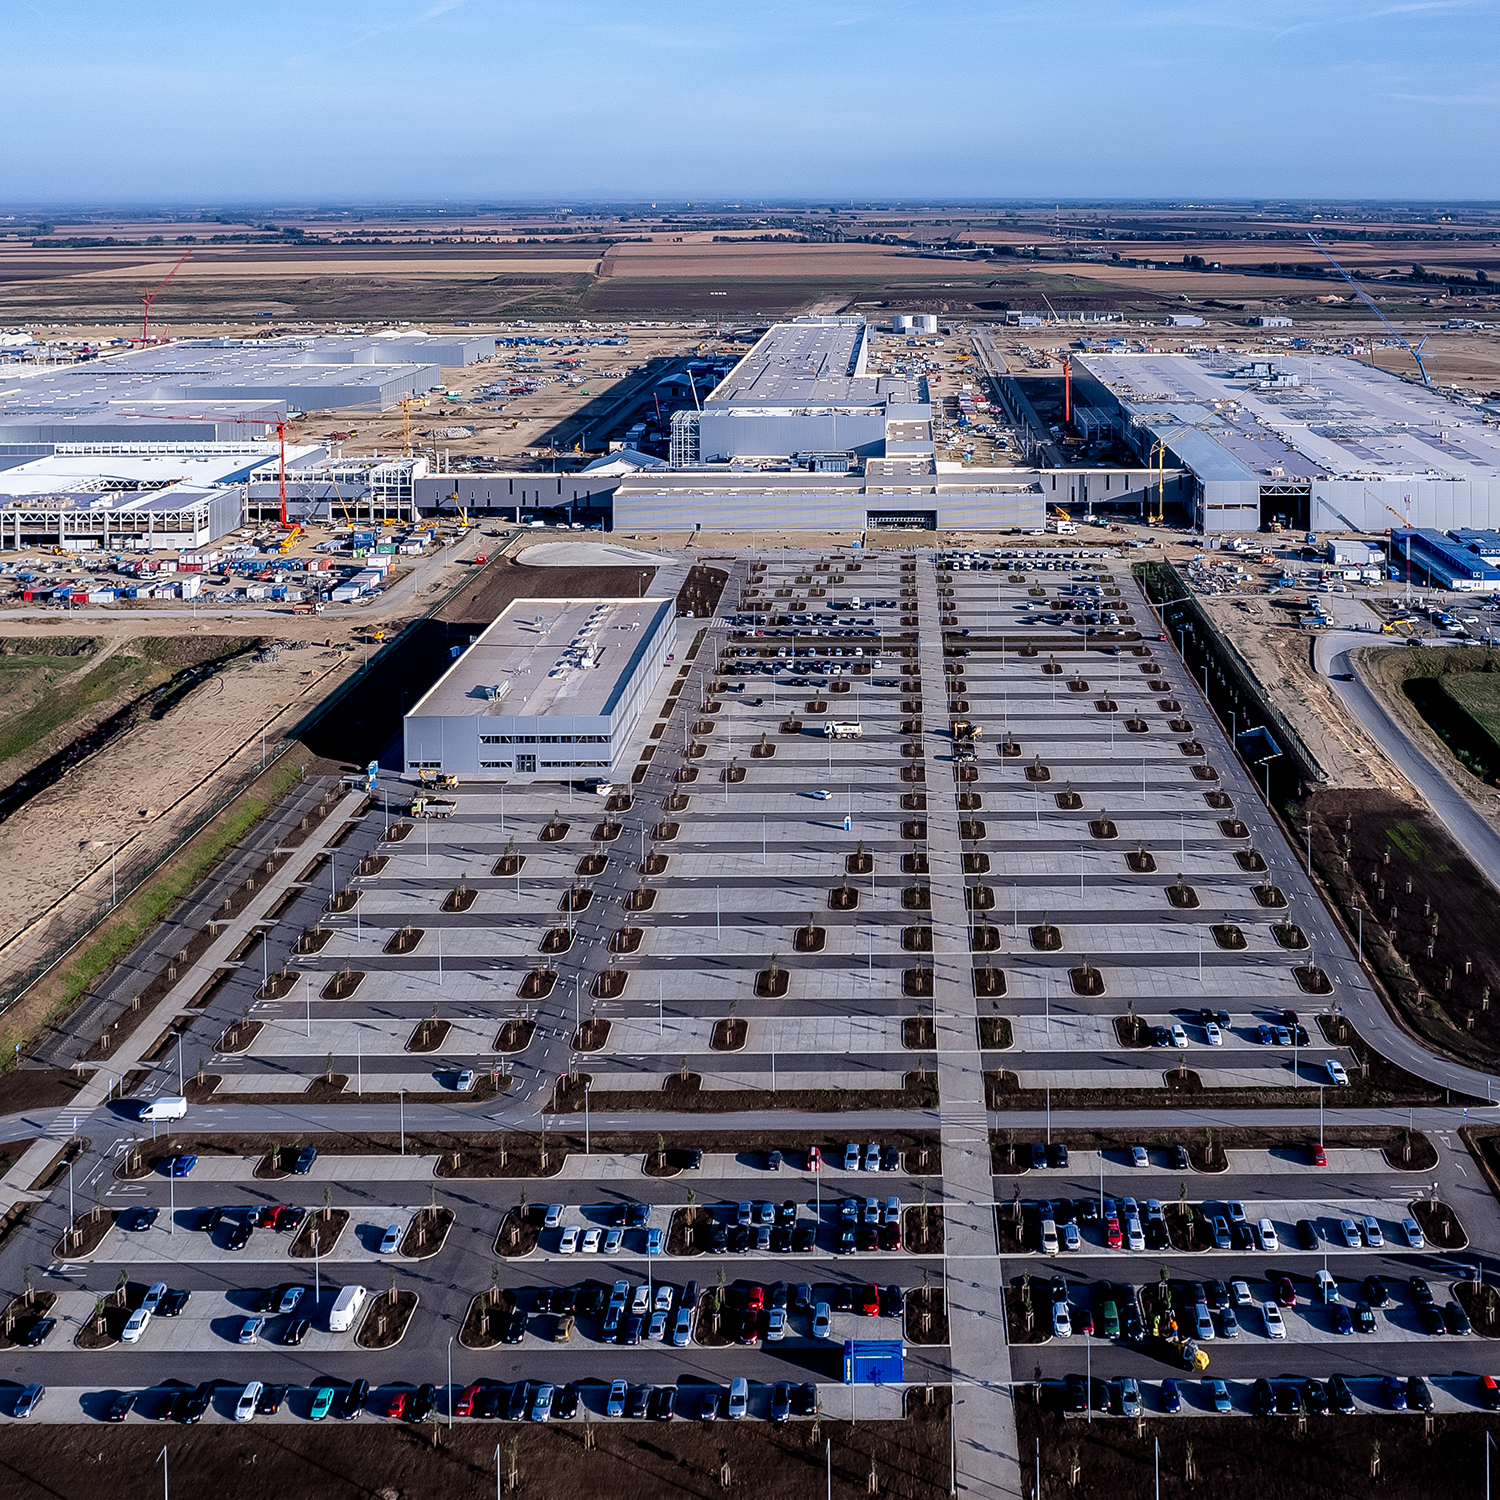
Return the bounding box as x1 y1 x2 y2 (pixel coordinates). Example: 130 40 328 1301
309 1385 337 1420
1098 1299 1120 1339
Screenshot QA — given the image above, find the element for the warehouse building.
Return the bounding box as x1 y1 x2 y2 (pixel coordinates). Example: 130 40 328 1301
1070 352 1500 535
1391 528 1500 591
403 596 675 783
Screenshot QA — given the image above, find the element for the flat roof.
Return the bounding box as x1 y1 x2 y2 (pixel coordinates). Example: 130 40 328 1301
1076 352 1500 482
409 597 672 722
0 443 315 494
709 318 920 409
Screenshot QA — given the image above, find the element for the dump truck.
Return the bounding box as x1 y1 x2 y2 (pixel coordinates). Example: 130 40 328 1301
823 721 863 739
409 797 456 819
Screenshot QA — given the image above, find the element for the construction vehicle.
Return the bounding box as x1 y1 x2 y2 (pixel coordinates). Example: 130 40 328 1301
417 769 459 789
950 719 984 743
290 600 325 615
372 627 386 644
409 796 456 819
472 553 489 566
823 721 863 740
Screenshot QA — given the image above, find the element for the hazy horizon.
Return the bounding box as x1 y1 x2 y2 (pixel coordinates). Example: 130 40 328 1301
9 0 1499 203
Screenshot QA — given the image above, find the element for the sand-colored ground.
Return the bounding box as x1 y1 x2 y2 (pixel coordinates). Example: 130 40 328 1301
0 640 363 989
69 256 603 282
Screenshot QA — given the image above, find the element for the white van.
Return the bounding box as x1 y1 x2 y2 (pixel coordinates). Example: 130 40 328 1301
727 1377 749 1419
329 1284 368 1333
1040 1218 1059 1255
137 1095 187 1122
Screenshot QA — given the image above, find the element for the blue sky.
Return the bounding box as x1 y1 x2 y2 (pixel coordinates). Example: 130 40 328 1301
9 0 1497 203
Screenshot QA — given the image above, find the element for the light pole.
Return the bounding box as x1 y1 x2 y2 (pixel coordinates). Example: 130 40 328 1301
399 1088 406 1155
157 1445 169 1500
1348 901 1363 966
584 1081 591 1154
448 1334 455 1429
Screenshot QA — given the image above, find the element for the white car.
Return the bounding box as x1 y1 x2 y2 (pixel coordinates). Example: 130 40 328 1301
379 1223 401 1254
1325 1059 1349 1085
140 1282 168 1315
1130 1146 1149 1169
1226 1201 1247 1225
559 1225 580 1254
805 789 832 800
1400 1216 1425 1248
581 1227 602 1254
1171 1024 1188 1048
1256 1218 1279 1252
1262 1302 1286 1338
631 1284 652 1316
235 1381 263 1422
1230 1279 1253 1307
1126 1217 1145 1252
1204 1022 1223 1045
543 1205 564 1230
1051 1301 1072 1337
121 1307 152 1344
1061 1223 1082 1253
237 1316 265 1345
1193 1303 1215 1341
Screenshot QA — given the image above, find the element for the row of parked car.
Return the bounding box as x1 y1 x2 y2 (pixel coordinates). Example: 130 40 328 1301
1061 1372 1500 1419
85 1378 822 1426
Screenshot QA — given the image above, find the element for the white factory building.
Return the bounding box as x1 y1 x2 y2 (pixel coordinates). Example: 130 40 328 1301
1069 352 1500 535
402 596 676 783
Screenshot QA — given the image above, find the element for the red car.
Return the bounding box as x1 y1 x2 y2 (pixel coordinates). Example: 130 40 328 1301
453 1382 484 1418
1275 1277 1296 1308
881 1222 903 1252
745 1285 765 1313
386 1390 407 1419
1105 1216 1123 1249
807 1145 822 1172
1309 1141 1327 1167
860 1284 880 1317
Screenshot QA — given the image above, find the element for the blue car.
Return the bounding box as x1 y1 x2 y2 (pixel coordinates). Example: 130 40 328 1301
1160 1380 1181 1414
645 1228 664 1255
169 1154 198 1178
1384 1376 1407 1411
1256 1023 1274 1045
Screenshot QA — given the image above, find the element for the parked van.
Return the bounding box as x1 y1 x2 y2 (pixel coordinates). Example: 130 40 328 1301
137 1096 187 1123
1040 1218 1060 1255
329 1285 368 1333
727 1378 749 1419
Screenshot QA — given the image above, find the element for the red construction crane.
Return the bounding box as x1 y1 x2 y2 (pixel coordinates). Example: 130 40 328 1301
138 250 193 343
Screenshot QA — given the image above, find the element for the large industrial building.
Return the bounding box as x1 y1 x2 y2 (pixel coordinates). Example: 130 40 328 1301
1069 352 1500 535
0 331 493 443
402 596 675 783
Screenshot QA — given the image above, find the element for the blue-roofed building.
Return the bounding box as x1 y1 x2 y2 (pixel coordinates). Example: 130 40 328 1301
1391 529 1500 591
1448 528 1500 559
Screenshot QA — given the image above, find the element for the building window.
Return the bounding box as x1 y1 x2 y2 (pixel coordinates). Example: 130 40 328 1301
409 760 443 769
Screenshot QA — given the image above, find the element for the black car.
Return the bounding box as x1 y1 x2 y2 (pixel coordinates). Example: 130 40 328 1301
176 1383 214 1425
880 1145 900 1172
106 1392 135 1423
257 1384 288 1416
685 1149 703 1170
1047 1142 1070 1169
1171 1145 1191 1171
619 1315 643 1346
1205 1281 1229 1312
1030 1142 1047 1169
1407 1377 1434 1413
282 1317 310 1346
555 1383 580 1420
880 1285 902 1318
770 1382 792 1424
505 1384 528 1422
122 1207 159 1232
1421 1304 1447 1336
21 1318 54 1347
580 1284 607 1318
338 1380 369 1420
150 1389 179 1421
293 1146 319 1174
1409 1276 1434 1307
1062 1375 1087 1414
409 1384 436 1423
1077 1200 1099 1226
792 1383 817 1417
1329 1375 1356 1415
1295 1218 1319 1250
1275 1384 1305 1418
555 1285 577 1316
832 1285 854 1312
1304 1379 1329 1416
159 1289 191 1317
227 1220 252 1251
626 1385 650 1420
710 1223 730 1253
477 1385 506 1421
792 1226 816 1253
503 1310 527 1344
770 1227 791 1253
199 1206 224 1233
1445 1300 1473 1336
1363 1276 1390 1309
1151 1026 1171 1047
1252 1379 1276 1418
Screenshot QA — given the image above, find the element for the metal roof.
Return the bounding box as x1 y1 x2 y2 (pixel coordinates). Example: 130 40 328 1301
709 318 922 411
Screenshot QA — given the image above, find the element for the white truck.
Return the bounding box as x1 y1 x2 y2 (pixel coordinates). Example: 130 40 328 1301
823 721 863 740
329 1284 368 1333
137 1095 187 1122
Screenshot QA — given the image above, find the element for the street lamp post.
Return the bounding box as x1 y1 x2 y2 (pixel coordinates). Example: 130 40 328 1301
399 1088 406 1155
448 1334 455 1429
584 1081 591 1154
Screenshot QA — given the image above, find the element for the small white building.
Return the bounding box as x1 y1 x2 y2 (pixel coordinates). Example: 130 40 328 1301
403 596 676 783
